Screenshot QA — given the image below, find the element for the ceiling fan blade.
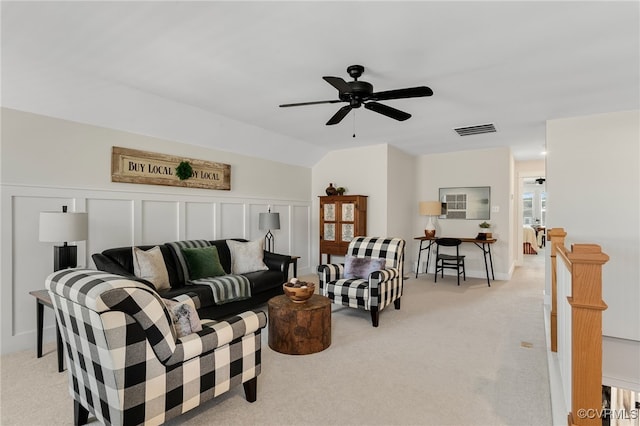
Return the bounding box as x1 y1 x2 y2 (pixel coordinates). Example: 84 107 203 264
323 76 352 93
279 99 342 107
364 102 411 121
370 86 433 101
326 105 352 125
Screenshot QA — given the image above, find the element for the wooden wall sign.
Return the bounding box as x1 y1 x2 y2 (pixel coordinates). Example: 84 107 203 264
111 146 231 190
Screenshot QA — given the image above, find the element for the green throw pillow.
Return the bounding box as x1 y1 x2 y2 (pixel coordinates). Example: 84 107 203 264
181 246 226 280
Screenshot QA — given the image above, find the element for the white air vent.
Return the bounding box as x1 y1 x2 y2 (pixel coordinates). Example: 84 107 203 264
453 123 496 136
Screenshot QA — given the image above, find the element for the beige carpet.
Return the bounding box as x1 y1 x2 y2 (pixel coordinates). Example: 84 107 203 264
1 256 551 425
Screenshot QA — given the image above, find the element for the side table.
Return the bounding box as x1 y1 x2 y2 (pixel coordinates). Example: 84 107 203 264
29 290 64 372
268 294 331 355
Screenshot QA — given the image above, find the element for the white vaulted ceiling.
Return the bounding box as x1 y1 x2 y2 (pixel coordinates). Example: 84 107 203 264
2 1 639 167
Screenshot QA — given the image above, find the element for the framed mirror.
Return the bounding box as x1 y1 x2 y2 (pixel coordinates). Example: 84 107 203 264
439 186 490 220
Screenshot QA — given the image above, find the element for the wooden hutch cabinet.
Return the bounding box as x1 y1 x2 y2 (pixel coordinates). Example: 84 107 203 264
319 195 367 264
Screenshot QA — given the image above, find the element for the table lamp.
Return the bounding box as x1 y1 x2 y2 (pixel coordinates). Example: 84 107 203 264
419 201 442 238
259 207 280 252
39 205 88 271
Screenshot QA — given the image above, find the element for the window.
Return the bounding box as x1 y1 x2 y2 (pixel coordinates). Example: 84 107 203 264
445 193 467 219
523 192 534 225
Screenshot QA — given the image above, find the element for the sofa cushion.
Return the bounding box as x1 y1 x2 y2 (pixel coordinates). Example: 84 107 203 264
166 240 212 282
343 255 386 279
227 239 268 274
181 246 226 280
96 245 182 288
209 240 233 273
132 246 171 290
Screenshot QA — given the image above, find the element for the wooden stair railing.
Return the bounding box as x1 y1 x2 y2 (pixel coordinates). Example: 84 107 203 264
548 227 610 426
549 228 567 353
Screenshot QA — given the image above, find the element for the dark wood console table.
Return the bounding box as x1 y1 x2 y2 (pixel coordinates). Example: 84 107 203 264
29 289 64 372
414 236 497 286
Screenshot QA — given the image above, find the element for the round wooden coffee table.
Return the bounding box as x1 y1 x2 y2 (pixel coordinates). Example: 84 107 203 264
268 294 331 355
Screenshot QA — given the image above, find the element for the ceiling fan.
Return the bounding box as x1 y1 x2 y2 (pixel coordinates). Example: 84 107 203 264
279 65 433 125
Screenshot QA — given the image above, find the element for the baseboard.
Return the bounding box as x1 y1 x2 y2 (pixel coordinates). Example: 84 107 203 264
543 304 569 425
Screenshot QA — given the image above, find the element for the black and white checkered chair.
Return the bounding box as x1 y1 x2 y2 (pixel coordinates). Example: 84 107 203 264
317 237 405 327
46 269 267 426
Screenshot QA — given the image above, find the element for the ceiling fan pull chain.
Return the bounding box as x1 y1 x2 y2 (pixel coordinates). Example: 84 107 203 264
353 110 356 138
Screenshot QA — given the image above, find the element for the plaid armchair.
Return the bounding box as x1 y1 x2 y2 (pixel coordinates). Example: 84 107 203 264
317 237 405 327
46 269 267 426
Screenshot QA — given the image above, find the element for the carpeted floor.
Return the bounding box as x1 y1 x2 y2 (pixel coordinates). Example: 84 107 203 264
0 256 551 425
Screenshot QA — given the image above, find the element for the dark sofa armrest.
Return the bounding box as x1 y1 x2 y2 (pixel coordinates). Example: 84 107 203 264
263 251 292 274
92 253 135 277
92 253 157 290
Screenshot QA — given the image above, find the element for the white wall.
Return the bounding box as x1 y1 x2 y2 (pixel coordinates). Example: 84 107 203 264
1 108 312 354
386 145 417 244
311 144 520 282
311 144 389 265
311 144 417 274
415 147 514 280
547 110 639 390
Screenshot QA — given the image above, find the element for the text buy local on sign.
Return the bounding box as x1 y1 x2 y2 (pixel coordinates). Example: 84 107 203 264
126 157 222 181
111 146 231 190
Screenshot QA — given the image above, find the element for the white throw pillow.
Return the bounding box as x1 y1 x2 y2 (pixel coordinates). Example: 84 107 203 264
227 239 269 274
132 246 171 291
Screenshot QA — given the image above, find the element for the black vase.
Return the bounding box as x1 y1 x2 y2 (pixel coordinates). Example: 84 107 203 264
325 183 338 196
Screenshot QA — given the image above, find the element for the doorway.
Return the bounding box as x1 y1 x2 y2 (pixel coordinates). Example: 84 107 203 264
522 177 546 227
516 171 546 267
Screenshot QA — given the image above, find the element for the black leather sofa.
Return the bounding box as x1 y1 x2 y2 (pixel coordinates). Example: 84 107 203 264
92 239 291 320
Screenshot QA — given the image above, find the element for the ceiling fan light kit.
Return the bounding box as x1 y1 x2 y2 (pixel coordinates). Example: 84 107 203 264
279 65 433 126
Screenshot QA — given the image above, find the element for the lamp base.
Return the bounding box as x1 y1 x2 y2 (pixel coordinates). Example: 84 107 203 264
264 231 275 253
424 229 436 238
54 245 77 272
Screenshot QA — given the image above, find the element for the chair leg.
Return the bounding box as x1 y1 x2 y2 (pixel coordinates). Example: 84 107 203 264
370 308 379 327
457 262 460 286
394 298 401 310
74 400 89 426
243 377 257 402
463 260 466 281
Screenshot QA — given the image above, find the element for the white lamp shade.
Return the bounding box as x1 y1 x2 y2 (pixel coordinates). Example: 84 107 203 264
259 212 280 230
39 212 88 243
419 201 442 216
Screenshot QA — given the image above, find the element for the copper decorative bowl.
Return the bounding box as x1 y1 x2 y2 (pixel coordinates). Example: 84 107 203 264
283 281 315 303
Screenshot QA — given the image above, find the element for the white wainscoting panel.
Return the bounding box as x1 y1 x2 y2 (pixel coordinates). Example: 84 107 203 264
249 203 267 243
87 198 134 262
141 200 179 244
185 202 215 240
220 202 245 239
272 204 290 255
1 184 310 354
292 204 312 275
11 196 85 338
